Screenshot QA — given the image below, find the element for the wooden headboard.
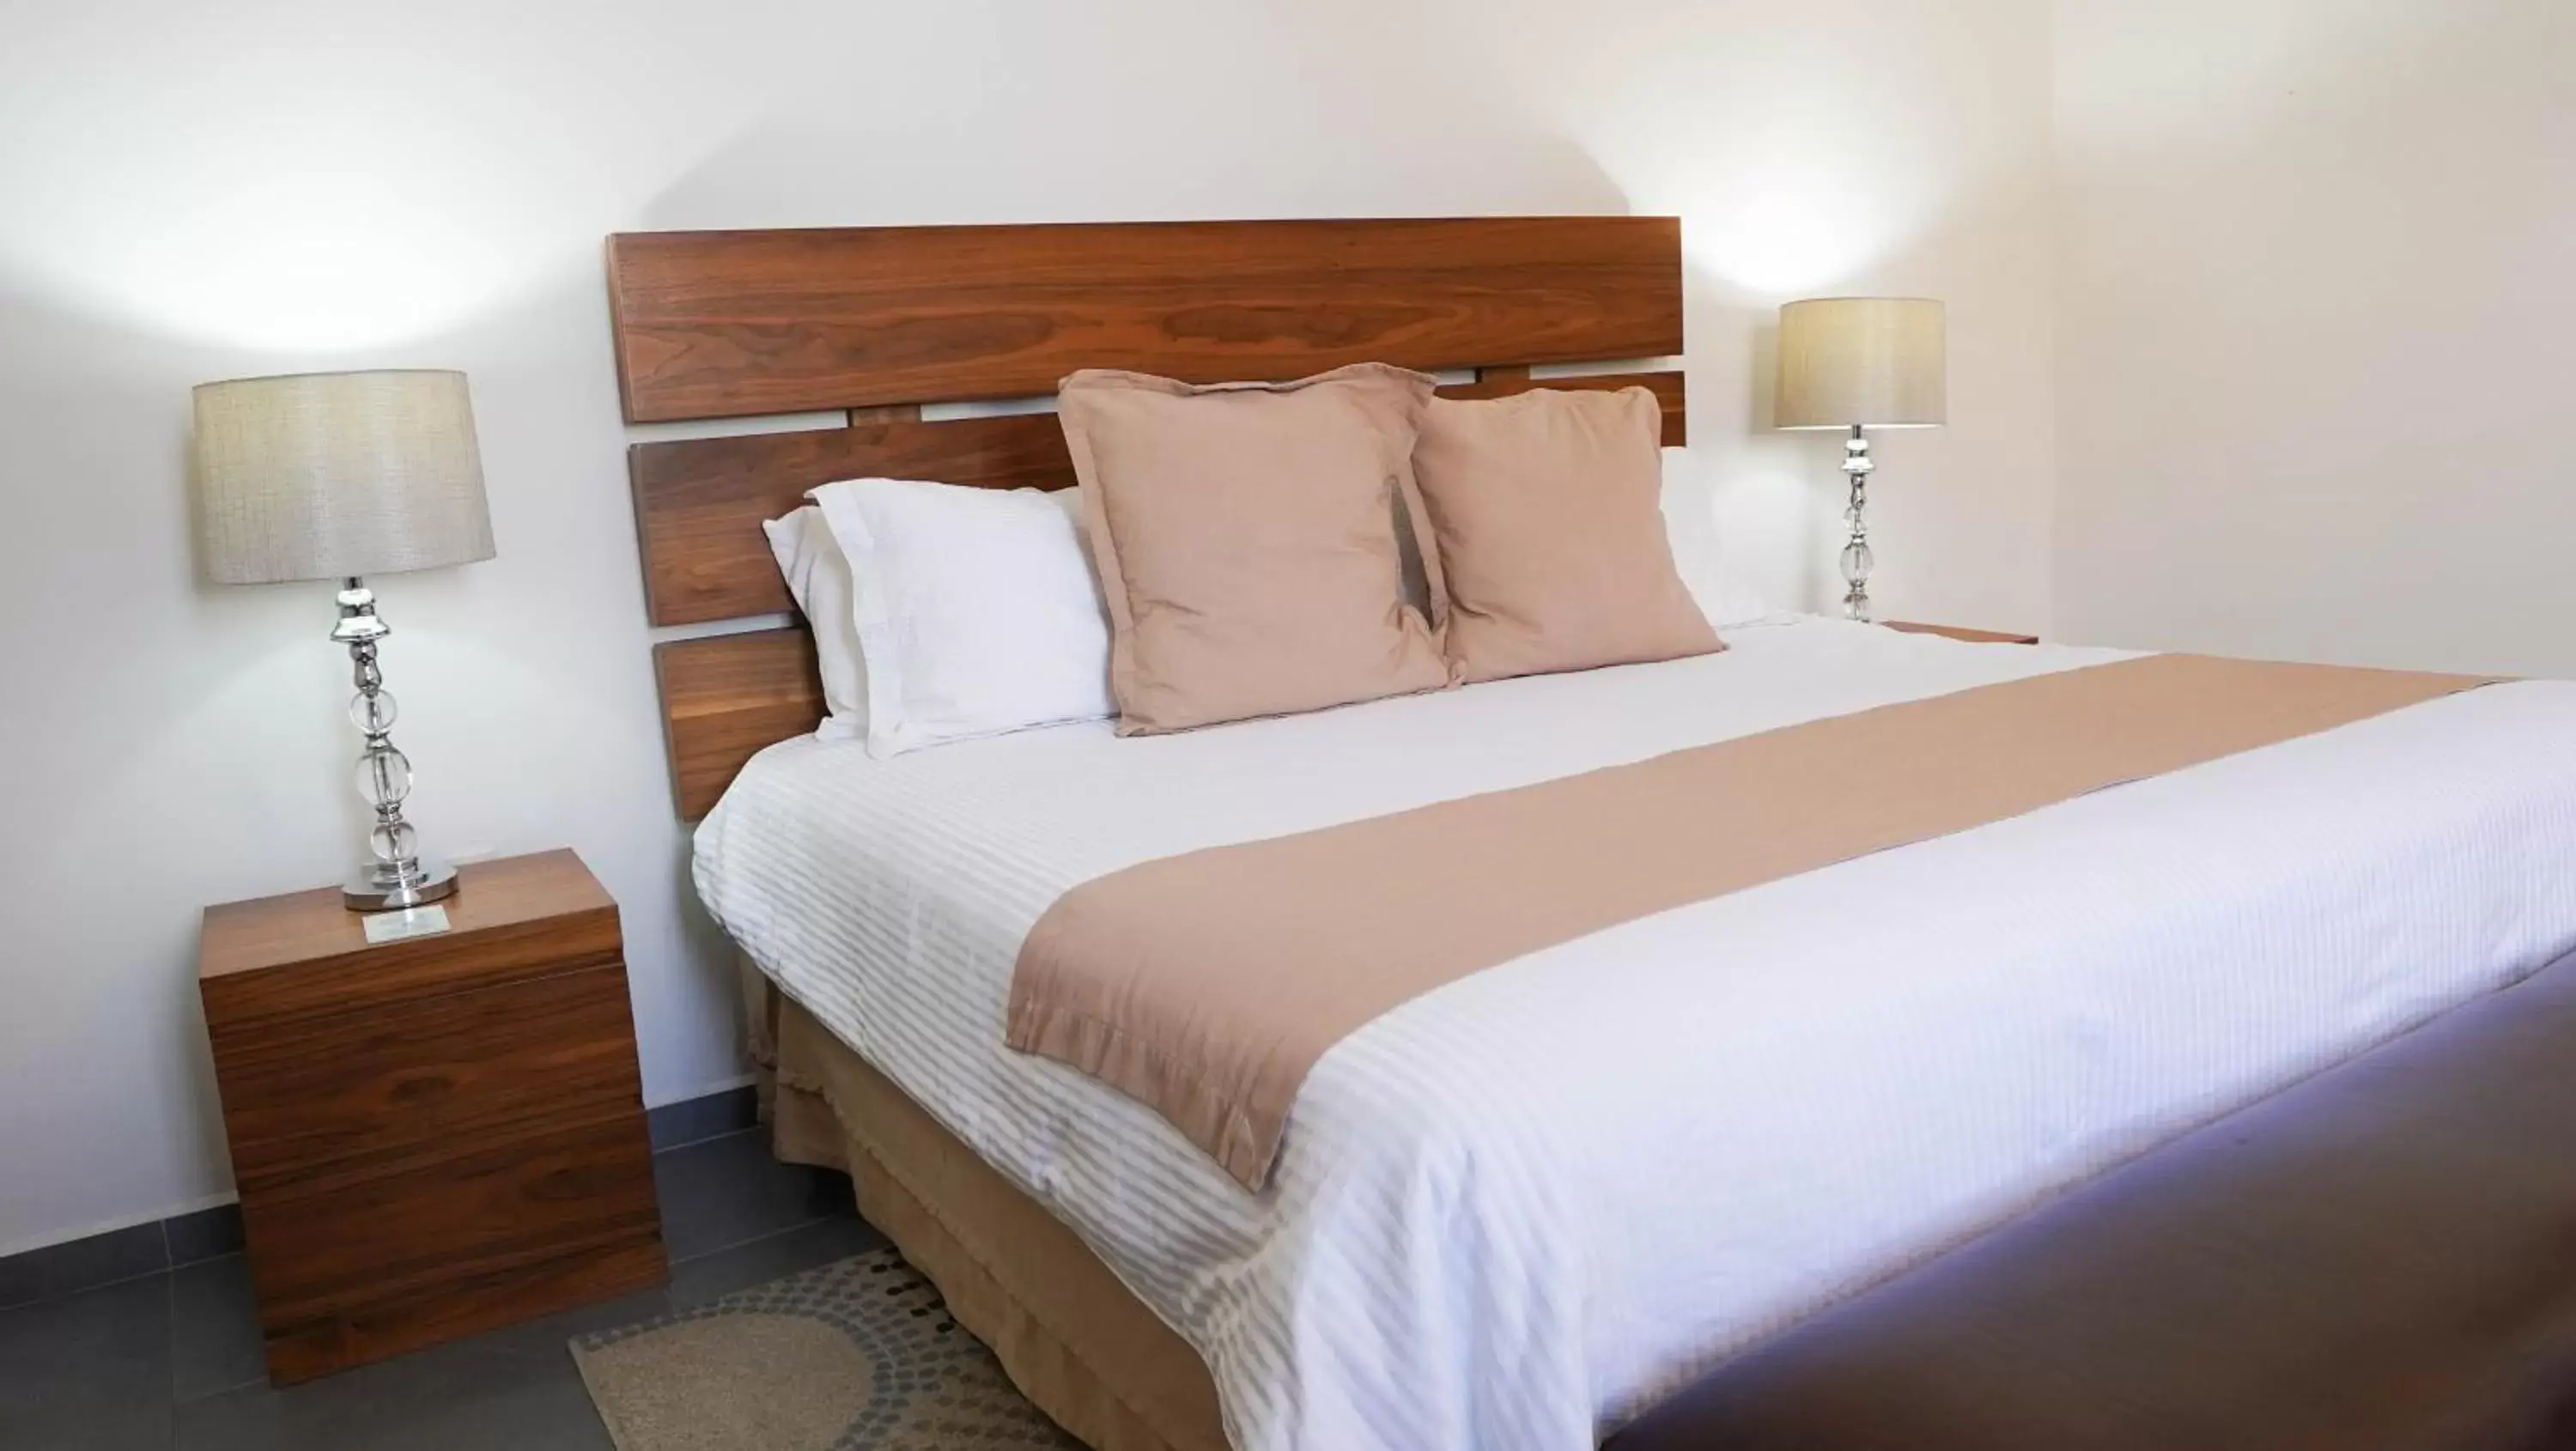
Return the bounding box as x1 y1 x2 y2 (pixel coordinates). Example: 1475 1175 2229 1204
612 216 1686 817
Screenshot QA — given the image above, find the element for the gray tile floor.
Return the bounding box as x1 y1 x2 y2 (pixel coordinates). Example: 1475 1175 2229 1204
2 1131 885 1450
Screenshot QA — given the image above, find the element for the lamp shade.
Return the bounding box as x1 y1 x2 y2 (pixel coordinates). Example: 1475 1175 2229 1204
192 369 495 585
1774 298 1947 429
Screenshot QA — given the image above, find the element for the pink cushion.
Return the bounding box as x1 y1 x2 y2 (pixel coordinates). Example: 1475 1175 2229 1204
1412 387 1721 683
1057 363 1455 734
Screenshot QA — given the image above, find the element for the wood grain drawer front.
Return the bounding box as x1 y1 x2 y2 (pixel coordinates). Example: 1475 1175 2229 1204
201 905 622 1029
242 1113 657 1319
241 1114 661 1381
210 960 641 1192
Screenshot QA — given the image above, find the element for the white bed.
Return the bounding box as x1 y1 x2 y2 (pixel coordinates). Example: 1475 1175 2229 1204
694 616 2576 1451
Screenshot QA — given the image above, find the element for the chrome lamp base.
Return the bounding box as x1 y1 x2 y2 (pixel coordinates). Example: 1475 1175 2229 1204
345 858 459 913
1838 424 1877 622
330 578 458 914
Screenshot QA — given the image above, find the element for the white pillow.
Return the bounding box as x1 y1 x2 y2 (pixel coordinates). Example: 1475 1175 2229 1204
761 505 867 741
809 478 1114 757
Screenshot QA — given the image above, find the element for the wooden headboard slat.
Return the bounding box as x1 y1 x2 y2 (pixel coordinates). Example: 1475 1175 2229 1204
631 371 1686 628
632 412 1077 628
606 217 1683 423
654 629 824 821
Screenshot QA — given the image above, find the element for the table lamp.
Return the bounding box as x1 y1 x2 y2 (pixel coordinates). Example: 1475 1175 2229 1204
192 369 495 911
1775 298 1947 622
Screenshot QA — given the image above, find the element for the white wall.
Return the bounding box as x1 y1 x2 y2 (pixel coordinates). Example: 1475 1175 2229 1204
2053 0 2576 676
0 0 2059 1254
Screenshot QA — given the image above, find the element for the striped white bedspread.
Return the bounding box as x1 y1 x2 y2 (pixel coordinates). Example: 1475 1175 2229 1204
693 617 2576 1451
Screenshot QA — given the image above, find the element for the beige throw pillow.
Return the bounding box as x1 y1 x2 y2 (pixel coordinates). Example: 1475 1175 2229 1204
1412 387 1722 683
1057 363 1455 734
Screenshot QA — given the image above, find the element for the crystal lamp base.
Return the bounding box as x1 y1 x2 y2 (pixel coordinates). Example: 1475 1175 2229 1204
330 577 460 915
344 857 459 913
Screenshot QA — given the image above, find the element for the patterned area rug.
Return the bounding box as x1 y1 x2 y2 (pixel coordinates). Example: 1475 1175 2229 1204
571 1247 1079 1450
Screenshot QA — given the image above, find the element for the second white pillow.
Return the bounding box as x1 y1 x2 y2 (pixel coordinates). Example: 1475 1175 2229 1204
809 478 1114 757
762 504 868 742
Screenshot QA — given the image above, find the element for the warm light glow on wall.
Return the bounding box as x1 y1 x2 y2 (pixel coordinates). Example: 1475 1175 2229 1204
0 17 636 353
1566 118 1934 298
0 131 578 353
1678 161 1893 295
1499 21 1959 301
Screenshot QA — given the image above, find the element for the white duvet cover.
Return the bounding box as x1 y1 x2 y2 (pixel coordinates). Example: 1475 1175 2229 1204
693 618 2576 1451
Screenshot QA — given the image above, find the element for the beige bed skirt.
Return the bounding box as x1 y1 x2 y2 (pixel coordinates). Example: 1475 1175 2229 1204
738 957 1231 1451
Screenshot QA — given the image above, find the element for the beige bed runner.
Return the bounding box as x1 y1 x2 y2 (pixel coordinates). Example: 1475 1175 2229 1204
1006 654 2490 1189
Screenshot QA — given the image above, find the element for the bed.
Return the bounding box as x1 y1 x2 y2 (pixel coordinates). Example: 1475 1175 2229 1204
609 219 2576 1451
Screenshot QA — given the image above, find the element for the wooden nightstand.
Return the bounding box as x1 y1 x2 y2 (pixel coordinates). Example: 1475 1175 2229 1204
1884 621 2041 646
197 848 665 1383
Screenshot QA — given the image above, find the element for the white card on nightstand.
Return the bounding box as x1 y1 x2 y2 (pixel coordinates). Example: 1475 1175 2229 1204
362 904 453 944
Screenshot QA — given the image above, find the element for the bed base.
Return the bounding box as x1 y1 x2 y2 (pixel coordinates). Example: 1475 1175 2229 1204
1610 948 2576 1451
738 959 1229 1451
744 945 2576 1451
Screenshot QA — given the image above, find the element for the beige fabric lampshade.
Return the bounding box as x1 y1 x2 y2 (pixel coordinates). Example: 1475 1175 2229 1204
1774 298 1947 429
192 369 495 584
